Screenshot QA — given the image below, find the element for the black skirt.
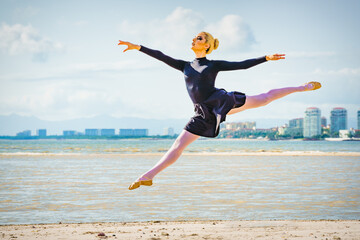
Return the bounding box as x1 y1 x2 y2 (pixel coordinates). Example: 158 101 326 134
184 89 246 138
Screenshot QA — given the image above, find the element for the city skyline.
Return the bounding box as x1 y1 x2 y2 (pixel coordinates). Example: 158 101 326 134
16 128 150 137
1 1 359 127
8 106 359 137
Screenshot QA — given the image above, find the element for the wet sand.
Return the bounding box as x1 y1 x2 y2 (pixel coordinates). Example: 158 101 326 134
0 220 359 240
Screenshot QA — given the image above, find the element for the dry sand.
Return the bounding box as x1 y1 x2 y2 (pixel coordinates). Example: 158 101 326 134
0 220 359 240
2 151 360 157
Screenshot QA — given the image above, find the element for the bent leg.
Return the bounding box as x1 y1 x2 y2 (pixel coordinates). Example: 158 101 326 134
138 130 199 181
228 85 305 115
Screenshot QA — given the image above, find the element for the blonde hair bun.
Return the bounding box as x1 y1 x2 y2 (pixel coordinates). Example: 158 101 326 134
201 32 219 54
213 38 219 50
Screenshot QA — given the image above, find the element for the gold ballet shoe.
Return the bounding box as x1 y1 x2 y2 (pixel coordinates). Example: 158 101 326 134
128 176 153 190
304 81 321 91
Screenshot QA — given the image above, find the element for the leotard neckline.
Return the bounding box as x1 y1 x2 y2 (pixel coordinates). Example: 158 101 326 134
195 57 207 61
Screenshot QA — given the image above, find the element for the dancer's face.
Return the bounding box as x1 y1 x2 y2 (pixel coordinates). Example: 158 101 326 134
191 33 210 53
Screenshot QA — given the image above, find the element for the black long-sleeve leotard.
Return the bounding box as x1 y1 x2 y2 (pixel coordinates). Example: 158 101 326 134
140 45 267 103
139 45 267 137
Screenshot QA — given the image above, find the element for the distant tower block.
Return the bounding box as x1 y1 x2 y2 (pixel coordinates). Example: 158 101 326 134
330 107 347 134
304 107 321 138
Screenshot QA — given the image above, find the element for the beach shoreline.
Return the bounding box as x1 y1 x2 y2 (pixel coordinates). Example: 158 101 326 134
1 220 359 240
1 151 360 157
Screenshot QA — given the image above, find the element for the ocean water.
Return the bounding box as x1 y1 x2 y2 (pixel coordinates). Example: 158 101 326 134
0 138 360 155
0 139 359 224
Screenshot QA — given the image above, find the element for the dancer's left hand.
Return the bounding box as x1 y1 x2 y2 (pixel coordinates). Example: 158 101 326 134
266 54 285 61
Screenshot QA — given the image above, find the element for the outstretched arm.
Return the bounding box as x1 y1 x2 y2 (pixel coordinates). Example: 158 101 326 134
216 53 286 71
118 40 186 72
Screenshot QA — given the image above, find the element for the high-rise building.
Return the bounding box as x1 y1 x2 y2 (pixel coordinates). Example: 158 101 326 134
321 117 327 127
37 129 47 137
288 118 304 137
330 107 347 134
85 129 100 136
303 107 321 138
119 129 134 136
63 130 76 136
163 127 174 136
100 129 115 136
289 118 303 128
357 110 360 130
16 130 31 137
133 129 148 136
119 129 148 137
224 121 256 130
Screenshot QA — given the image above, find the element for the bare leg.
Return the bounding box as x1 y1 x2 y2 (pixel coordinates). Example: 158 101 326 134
136 130 199 181
228 85 308 115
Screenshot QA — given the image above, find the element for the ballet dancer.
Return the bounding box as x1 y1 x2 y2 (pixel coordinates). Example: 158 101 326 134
118 31 321 190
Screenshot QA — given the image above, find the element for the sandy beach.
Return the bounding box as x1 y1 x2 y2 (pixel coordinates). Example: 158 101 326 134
0 220 359 240
1 151 360 157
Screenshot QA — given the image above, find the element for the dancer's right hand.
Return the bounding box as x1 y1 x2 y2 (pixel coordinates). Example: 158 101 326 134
118 40 141 52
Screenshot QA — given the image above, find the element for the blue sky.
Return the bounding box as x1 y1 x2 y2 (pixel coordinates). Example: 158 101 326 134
0 0 359 128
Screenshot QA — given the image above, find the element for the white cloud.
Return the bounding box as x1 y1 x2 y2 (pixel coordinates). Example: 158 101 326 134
287 51 336 58
13 6 39 19
312 67 360 76
205 15 255 51
0 81 128 120
71 60 151 72
0 23 64 60
0 58 154 84
118 7 255 54
119 7 203 52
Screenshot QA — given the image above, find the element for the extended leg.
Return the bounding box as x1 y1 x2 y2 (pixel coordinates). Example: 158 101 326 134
228 82 320 115
129 130 199 190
